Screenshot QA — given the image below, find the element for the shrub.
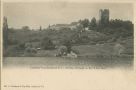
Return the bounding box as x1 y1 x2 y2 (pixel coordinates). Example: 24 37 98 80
41 37 55 50
8 39 18 45
61 38 72 53
15 43 25 50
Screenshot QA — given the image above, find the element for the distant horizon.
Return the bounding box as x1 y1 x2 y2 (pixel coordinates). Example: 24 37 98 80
6 18 133 30
3 2 133 29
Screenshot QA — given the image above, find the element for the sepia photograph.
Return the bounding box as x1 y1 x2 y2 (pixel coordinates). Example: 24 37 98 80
2 2 134 69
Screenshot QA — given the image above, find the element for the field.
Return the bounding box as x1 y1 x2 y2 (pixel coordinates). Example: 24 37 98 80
5 28 133 57
3 20 134 69
3 44 133 69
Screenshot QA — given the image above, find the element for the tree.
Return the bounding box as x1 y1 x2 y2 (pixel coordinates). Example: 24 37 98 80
89 17 97 30
62 39 72 53
3 17 8 49
22 26 30 30
41 37 55 50
39 26 42 31
76 24 83 38
79 19 90 30
97 19 133 38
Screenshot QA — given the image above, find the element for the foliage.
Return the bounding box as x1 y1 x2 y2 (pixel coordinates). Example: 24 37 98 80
75 35 90 44
8 39 18 45
22 26 30 30
29 38 40 42
41 37 55 50
89 17 97 30
3 17 9 49
61 39 72 53
96 19 133 39
79 19 90 29
4 16 134 57
17 43 26 50
108 19 133 30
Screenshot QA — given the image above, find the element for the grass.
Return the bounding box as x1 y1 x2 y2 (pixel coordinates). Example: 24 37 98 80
5 42 133 57
6 28 133 57
3 44 133 69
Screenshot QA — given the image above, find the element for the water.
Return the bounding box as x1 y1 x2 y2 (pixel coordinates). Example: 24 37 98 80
3 57 133 69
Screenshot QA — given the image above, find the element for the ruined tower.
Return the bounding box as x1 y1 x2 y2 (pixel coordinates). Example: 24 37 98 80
99 9 109 26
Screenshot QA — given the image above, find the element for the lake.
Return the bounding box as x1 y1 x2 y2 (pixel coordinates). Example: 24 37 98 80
3 56 133 69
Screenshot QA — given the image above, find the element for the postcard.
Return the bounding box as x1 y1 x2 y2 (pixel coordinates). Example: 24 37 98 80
1 0 136 90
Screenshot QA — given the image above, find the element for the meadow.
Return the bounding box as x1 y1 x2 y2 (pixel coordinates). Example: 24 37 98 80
3 26 133 69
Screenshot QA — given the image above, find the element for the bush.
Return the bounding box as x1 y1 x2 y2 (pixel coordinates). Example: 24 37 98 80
29 38 40 42
61 38 72 53
41 37 55 50
15 43 25 50
75 35 90 44
8 39 18 45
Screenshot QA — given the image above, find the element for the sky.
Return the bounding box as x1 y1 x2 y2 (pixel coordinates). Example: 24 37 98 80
3 2 133 29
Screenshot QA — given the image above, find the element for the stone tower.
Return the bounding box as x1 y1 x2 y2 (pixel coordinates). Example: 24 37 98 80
99 9 109 26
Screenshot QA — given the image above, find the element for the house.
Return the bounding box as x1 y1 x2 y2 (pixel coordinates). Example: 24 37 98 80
48 22 80 30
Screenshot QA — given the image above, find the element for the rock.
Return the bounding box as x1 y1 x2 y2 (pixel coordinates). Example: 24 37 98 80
67 51 77 58
114 43 125 55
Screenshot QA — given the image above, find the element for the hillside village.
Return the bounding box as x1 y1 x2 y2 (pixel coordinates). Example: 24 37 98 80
3 9 134 58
